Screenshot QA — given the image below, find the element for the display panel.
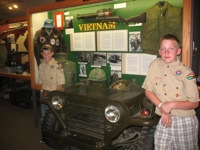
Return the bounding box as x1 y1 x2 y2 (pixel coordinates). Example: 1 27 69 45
28 0 185 90
28 0 110 90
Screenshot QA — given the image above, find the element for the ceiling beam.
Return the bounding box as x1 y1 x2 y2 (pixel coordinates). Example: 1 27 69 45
0 16 27 25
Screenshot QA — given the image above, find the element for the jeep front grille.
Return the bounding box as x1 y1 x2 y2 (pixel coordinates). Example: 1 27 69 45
66 101 105 140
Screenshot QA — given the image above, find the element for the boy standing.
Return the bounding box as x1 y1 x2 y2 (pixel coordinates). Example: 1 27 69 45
38 44 65 118
142 34 199 150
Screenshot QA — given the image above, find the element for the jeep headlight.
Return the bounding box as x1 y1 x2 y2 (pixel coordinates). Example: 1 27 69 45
51 95 64 110
105 105 120 123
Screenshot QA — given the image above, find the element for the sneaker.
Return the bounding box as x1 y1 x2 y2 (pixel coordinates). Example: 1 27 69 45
40 138 45 143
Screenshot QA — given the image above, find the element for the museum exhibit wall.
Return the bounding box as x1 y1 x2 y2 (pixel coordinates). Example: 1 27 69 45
28 0 183 89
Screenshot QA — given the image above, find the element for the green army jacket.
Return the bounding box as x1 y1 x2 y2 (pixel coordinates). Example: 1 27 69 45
141 2 182 54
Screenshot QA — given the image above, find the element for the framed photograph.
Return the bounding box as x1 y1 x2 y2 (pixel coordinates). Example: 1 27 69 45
129 31 142 52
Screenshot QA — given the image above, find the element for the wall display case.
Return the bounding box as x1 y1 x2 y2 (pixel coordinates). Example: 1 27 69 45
0 20 30 78
28 0 110 90
27 0 192 90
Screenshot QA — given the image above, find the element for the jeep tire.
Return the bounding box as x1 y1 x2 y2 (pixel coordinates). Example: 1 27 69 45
112 126 155 150
41 109 68 150
137 126 156 150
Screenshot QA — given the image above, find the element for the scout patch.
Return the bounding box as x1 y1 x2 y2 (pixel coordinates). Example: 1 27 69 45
50 65 55 69
175 92 180 98
51 39 55 45
39 36 45 43
54 35 58 38
56 39 60 46
57 63 63 70
176 70 182 76
186 72 195 80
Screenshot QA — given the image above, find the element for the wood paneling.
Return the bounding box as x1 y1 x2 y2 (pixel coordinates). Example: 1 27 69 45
0 16 27 26
182 0 192 67
27 0 111 14
0 72 30 80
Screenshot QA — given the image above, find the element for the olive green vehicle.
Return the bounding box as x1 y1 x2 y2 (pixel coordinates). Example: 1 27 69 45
40 80 160 150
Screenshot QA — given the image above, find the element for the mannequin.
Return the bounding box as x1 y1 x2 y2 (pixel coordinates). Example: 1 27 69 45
33 19 67 66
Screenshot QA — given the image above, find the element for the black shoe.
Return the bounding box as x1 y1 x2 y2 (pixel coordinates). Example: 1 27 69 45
40 138 45 144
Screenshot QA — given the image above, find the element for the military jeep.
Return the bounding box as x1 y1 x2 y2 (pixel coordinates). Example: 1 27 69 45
40 80 159 150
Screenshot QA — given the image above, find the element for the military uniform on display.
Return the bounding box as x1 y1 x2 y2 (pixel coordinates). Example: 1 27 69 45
34 19 67 66
38 58 65 92
54 52 76 88
141 2 182 54
142 58 199 117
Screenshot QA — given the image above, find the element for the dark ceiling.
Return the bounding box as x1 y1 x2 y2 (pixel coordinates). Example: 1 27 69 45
0 0 56 21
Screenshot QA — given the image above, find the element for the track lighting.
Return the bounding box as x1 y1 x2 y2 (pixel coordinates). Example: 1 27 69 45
8 6 13 10
8 4 18 10
13 4 18 8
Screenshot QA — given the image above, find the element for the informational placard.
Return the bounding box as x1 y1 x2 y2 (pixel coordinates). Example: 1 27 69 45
97 30 128 51
70 32 96 51
122 53 157 75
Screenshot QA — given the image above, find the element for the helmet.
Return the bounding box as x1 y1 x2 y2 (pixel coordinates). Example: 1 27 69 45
14 65 24 74
88 68 106 81
109 80 132 90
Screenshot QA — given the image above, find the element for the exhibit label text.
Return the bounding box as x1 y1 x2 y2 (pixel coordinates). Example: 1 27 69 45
78 22 116 31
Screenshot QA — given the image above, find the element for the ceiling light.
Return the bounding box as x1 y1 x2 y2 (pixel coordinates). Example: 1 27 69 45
8 4 19 10
8 6 13 10
13 4 18 9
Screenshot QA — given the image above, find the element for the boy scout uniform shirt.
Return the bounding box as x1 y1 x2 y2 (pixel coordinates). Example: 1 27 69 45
38 58 65 91
142 58 199 117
